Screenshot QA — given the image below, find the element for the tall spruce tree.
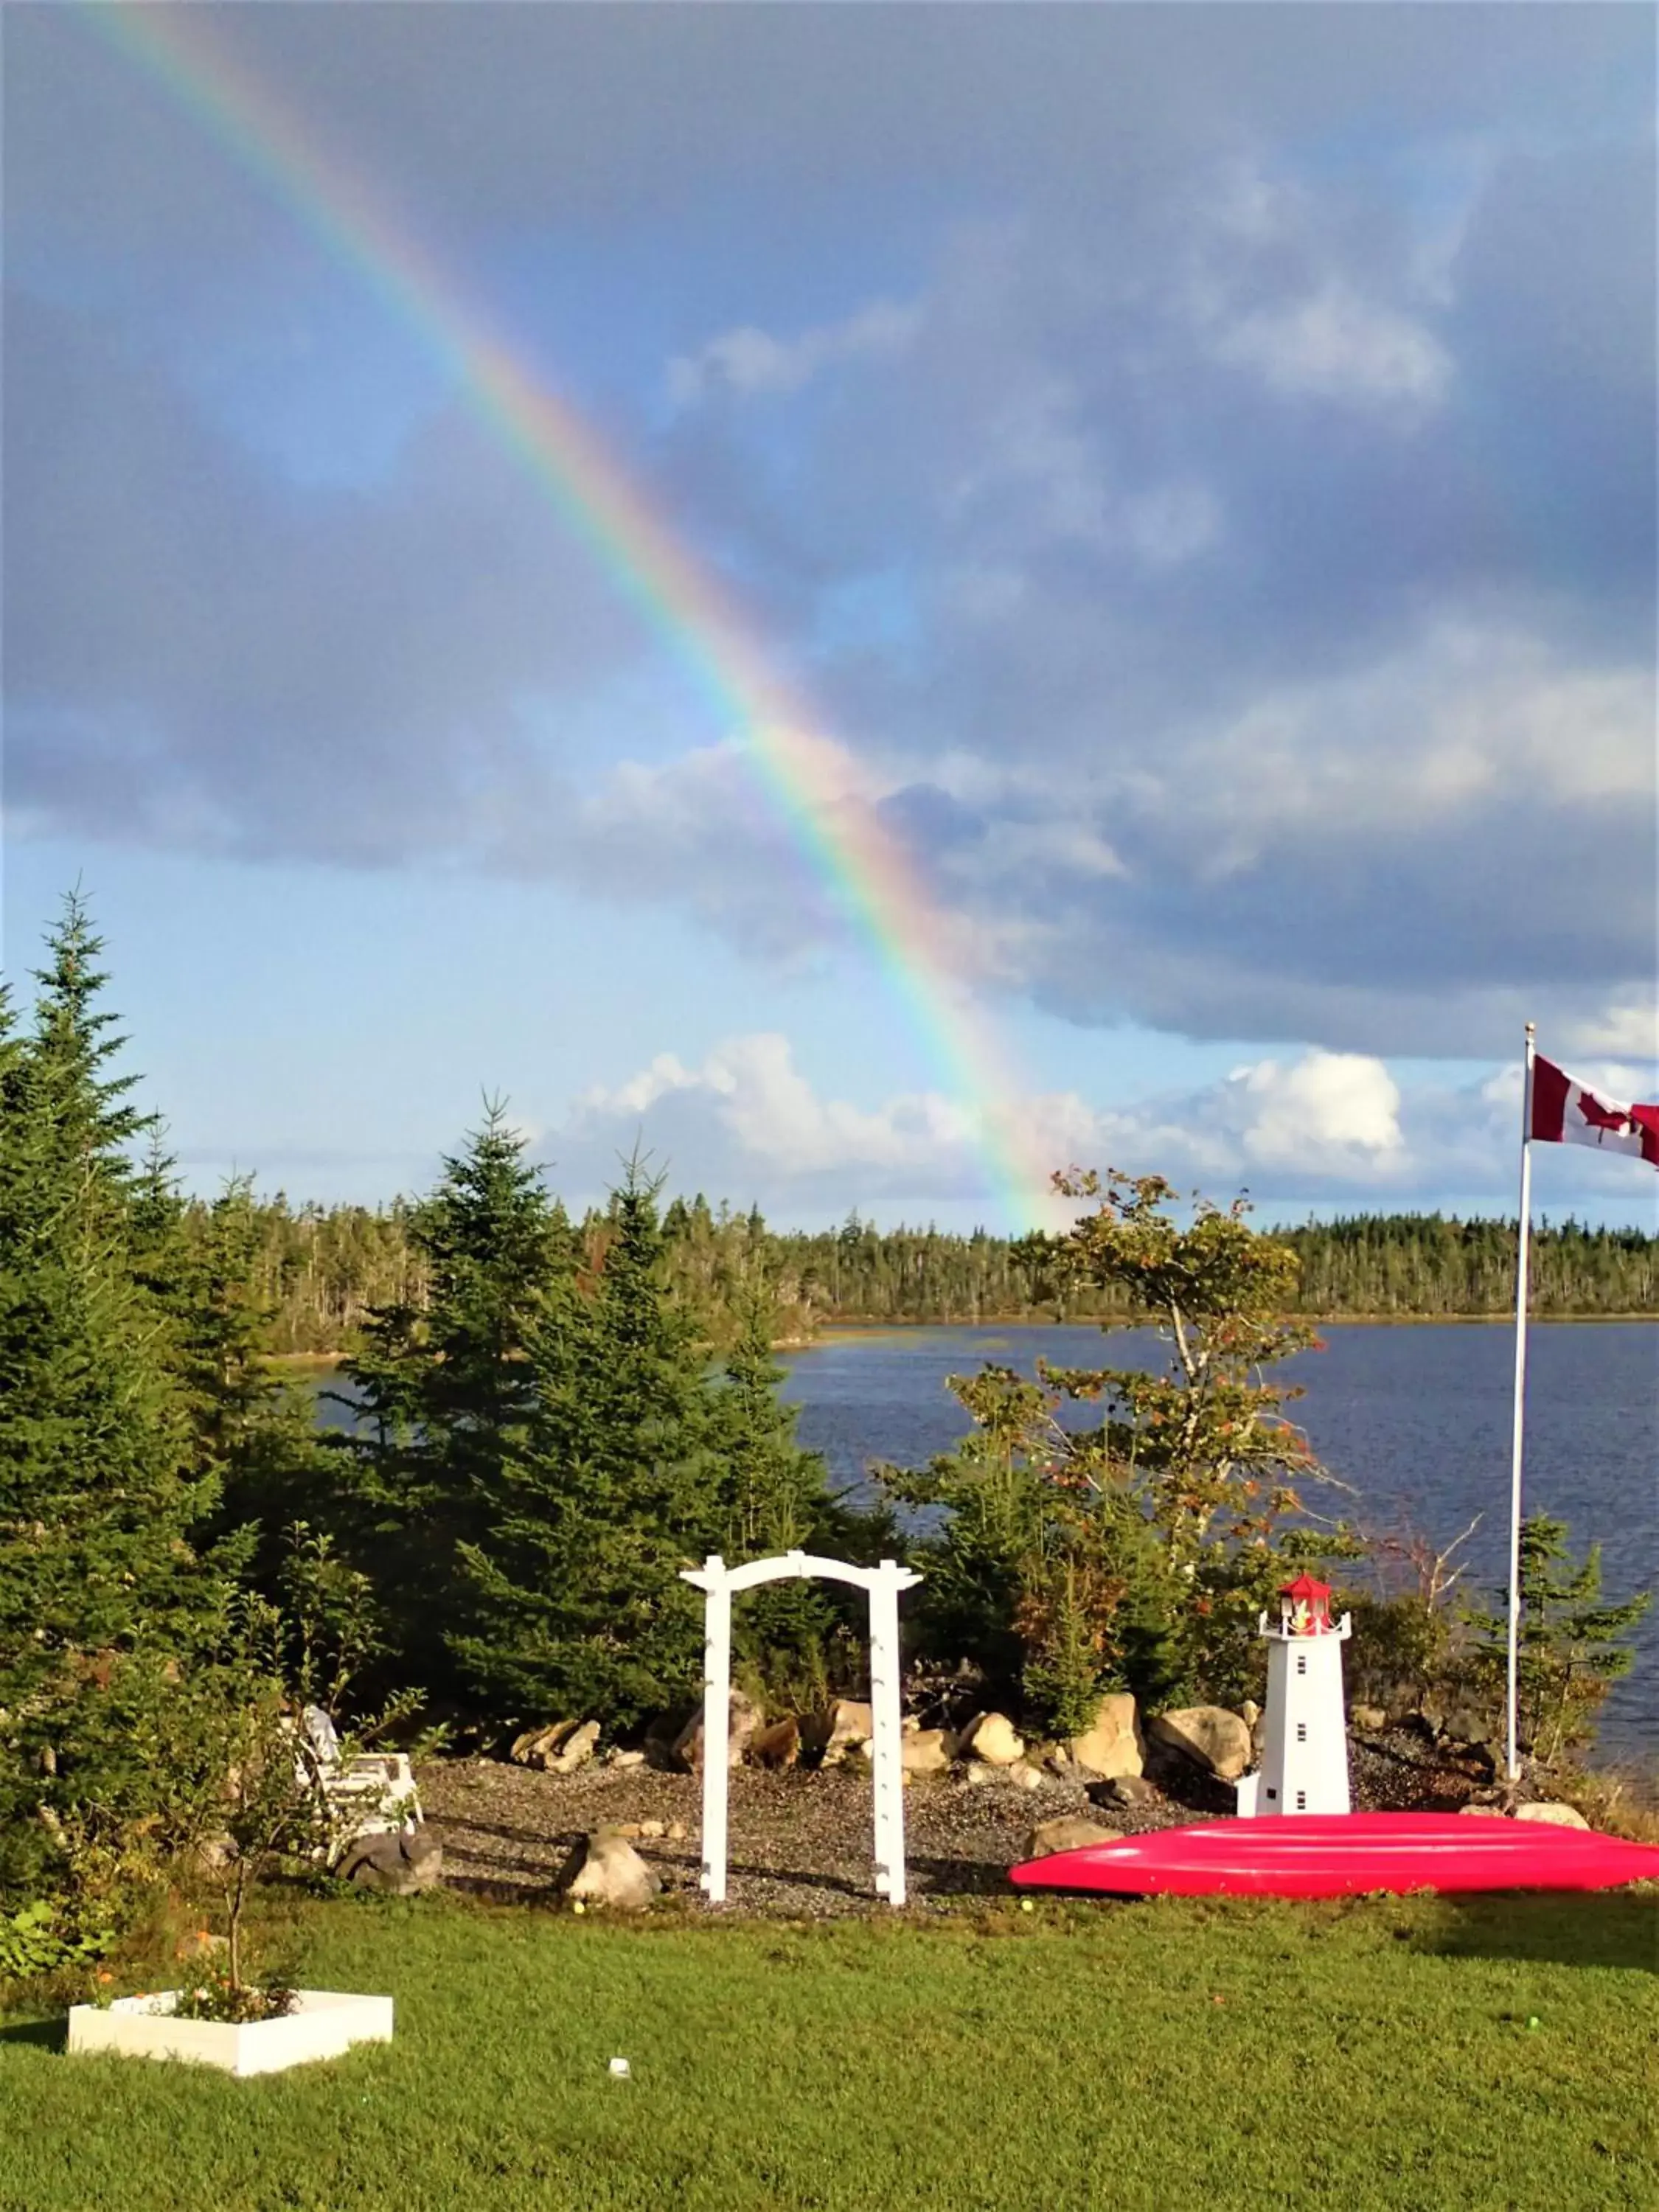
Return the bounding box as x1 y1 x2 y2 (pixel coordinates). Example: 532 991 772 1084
0 900 234 1896
332 1102 565 1699
452 1159 723 1728
161 1175 334 1590
707 1278 841 1702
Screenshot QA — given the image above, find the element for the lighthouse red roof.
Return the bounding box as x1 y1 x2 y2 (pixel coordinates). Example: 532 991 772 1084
1279 1572 1332 1601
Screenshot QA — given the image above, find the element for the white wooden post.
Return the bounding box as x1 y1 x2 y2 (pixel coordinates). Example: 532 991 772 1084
680 1553 920 1910
695 1554 732 1905
869 1561 906 1905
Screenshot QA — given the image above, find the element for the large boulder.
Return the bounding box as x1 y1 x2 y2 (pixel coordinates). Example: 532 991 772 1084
805 1700 874 1767
563 1827 661 1911
1024 1816 1121 1860
900 1728 952 1775
1150 1706 1253 1783
958 1712 1026 1767
1068 1694 1144 1780
673 1689 761 1773
338 1826 444 1896
1515 1801 1591 1830
749 1716 801 1770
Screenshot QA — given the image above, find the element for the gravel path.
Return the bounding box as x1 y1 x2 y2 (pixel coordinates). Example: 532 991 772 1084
417 1728 1481 1919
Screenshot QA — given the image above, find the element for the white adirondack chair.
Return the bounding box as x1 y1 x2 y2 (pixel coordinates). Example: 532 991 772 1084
294 1707 423 1862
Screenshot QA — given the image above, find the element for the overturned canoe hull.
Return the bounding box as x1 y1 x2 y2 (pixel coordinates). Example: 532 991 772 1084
1009 1813 1659 1899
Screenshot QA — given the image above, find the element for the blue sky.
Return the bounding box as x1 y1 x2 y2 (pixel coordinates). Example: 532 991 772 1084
4 4 1655 1232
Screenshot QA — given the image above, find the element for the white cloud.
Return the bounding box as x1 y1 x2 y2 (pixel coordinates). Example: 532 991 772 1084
1560 1001 1659 1062
549 1035 1649 1222
1227 1052 1405 1172
1155 621 1655 856
1214 280 1452 411
574 1033 973 1178
668 299 919 405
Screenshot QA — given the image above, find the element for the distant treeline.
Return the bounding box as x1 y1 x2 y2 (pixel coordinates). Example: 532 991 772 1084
197 1194 1657 1354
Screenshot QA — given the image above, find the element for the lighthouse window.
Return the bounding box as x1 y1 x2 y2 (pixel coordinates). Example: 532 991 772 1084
1295 1656 1307 1676
1295 1790 1307 1810
1295 1722 1307 1742
1265 1788 1277 1801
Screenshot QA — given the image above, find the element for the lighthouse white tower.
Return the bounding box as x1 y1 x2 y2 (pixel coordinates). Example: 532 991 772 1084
1237 1572 1352 1818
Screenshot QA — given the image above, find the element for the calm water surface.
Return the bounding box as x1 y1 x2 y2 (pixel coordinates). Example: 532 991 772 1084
315 1323 1656 1759
778 1323 1657 1760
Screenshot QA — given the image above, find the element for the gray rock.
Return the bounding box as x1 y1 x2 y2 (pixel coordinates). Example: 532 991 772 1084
510 1718 601 1771
805 1700 874 1767
1089 1773 1156 1810
563 1827 662 1911
958 1711 1026 1767
900 1728 952 1775
1150 1706 1253 1783
511 1720 580 1769
1515 1801 1591 1830
1420 1691 1492 1744
549 1719 600 1773
673 1689 760 1773
1067 1693 1144 1780
1024 1816 1122 1860
339 1826 443 1896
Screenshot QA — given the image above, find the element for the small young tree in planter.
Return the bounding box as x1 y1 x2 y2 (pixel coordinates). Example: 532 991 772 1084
69 1531 427 2070
166 1528 428 2020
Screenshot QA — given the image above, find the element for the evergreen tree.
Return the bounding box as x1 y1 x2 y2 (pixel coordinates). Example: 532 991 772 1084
1467 1517 1650 1764
451 1160 723 1728
331 1102 564 1698
161 1176 333 1592
0 900 234 1897
707 1278 841 1703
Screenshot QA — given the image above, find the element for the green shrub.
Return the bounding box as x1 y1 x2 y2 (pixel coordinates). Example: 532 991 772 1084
0 1899 112 1985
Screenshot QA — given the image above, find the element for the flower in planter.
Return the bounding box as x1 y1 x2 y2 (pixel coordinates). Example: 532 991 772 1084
169 1952 297 2025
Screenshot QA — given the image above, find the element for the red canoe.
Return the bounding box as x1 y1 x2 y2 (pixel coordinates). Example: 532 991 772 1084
1009 1813 1659 1899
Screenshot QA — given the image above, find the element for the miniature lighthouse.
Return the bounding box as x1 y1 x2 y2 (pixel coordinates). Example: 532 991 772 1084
1236 1572 1353 1818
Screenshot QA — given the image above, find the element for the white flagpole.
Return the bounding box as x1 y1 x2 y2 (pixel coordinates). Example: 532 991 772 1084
1505 1020 1537 1781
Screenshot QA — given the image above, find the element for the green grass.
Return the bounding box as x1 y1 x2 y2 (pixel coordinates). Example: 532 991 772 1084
2 1888 1655 2211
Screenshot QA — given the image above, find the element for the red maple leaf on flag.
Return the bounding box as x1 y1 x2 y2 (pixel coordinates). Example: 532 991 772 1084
1575 1091 1630 1133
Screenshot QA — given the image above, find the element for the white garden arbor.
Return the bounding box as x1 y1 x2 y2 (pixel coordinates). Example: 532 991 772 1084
679 1552 922 1907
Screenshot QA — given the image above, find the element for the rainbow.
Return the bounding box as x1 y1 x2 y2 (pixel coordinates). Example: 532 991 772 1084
79 3 1060 1231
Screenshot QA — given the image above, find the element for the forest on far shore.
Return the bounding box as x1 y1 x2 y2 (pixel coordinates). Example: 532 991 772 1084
191 1189 1656 1355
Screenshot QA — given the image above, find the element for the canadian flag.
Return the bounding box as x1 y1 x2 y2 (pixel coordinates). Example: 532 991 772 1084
1529 1054 1659 1167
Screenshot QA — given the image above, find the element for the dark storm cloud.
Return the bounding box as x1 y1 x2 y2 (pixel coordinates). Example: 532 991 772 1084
5 4 1654 1060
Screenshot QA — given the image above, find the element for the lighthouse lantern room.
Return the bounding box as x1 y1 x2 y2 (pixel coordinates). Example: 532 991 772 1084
1237 1571 1353 1818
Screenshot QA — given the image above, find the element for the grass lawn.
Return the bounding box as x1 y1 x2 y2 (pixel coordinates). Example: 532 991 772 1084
1 1888 1655 2211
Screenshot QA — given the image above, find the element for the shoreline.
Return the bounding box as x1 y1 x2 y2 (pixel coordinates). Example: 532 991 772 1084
270 1307 1655 1371
806 1309 1656 1338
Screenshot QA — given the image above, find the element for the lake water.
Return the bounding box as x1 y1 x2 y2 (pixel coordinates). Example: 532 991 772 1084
779 1323 1657 1761
315 1322 1657 1760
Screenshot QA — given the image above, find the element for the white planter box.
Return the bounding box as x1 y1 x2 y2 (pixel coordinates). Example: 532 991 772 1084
66 1989 393 2076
